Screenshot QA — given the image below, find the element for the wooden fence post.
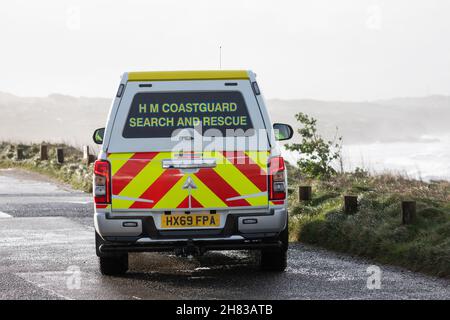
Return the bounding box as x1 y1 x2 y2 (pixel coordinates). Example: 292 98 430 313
88 154 96 164
83 145 90 164
16 148 24 160
298 186 312 201
40 144 48 161
344 195 358 214
402 201 416 224
56 148 64 164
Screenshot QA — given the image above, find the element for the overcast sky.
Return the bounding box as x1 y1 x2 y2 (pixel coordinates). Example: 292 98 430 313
1 0 449 100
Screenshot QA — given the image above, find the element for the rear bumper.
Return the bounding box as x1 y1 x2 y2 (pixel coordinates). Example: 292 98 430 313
99 237 283 254
94 208 287 253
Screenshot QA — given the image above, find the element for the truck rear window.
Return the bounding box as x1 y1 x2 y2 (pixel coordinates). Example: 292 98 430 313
122 91 253 138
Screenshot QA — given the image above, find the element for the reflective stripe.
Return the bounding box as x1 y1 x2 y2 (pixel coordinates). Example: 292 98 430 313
131 169 183 209
111 152 158 195
108 152 135 176
109 150 269 210
95 204 110 210
177 195 202 208
117 153 166 200
190 175 227 208
222 151 267 191
112 195 154 203
207 152 266 207
226 192 267 201
153 176 187 209
194 168 251 207
245 151 269 173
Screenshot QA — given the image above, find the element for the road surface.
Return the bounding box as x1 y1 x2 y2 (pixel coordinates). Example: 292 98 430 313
0 168 448 300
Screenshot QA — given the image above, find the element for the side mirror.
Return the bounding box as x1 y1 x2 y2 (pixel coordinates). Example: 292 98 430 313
273 123 293 141
93 128 105 145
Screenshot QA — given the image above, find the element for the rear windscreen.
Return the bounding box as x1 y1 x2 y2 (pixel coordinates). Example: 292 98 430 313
122 91 253 138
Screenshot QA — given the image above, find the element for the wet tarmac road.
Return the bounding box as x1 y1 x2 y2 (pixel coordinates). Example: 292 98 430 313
0 168 448 300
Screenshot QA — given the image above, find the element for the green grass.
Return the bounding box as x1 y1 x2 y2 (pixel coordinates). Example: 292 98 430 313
288 167 450 278
0 142 93 192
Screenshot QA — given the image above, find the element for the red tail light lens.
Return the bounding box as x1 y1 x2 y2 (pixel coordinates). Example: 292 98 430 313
94 160 111 204
269 156 286 200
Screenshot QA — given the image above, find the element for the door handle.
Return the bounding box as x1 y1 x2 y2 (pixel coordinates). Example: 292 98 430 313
162 158 216 169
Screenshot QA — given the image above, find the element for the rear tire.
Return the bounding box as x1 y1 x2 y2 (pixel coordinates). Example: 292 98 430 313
260 217 288 272
96 231 129 275
261 249 287 272
99 255 128 276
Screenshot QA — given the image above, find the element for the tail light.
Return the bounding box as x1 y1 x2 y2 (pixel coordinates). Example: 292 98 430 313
94 160 111 204
268 156 286 200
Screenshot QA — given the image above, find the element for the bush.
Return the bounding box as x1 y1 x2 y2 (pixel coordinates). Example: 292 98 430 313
285 112 342 179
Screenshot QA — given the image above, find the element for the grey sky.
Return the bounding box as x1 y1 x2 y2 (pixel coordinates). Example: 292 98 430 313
1 0 449 100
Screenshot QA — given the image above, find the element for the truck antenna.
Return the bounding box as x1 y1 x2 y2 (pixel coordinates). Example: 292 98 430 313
219 46 222 70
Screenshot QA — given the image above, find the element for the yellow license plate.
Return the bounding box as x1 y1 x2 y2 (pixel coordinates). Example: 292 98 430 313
161 213 220 229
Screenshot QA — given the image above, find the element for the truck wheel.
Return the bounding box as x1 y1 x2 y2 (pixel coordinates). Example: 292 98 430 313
261 249 287 271
96 231 128 275
99 255 128 276
261 221 288 272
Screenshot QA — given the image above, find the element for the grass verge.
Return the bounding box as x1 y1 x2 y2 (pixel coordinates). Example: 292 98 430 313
0 142 93 193
288 167 450 278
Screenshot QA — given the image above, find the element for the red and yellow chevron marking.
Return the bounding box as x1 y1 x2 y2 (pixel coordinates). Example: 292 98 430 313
96 204 110 210
108 151 271 211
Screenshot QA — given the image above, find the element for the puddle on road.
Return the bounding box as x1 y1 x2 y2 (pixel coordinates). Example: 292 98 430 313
286 266 357 281
0 211 12 218
129 250 258 276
